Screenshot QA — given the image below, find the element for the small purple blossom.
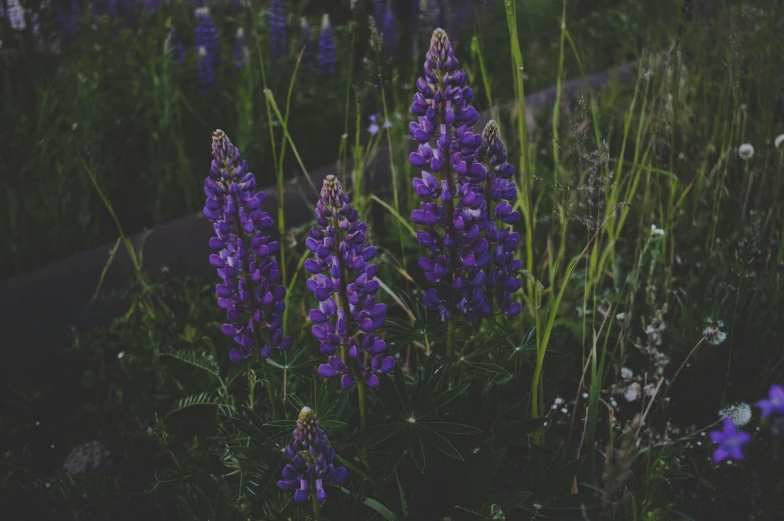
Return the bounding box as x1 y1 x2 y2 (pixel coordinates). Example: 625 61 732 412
204 130 292 362
278 407 348 505
306 176 394 390
709 417 751 463
269 0 287 59
756 384 784 419
317 14 335 76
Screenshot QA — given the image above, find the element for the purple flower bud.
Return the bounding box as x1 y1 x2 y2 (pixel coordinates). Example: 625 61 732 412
317 14 335 76
278 407 347 505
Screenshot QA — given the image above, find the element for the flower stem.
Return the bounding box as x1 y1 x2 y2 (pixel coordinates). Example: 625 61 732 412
260 357 277 419
357 379 367 429
311 491 321 520
446 321 455 358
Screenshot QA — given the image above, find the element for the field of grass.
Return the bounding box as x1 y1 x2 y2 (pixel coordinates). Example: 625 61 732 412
2 0 784 520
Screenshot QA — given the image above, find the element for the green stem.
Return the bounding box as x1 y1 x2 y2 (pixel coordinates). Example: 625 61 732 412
260 358 277 419
357 379 367 430
311 490 321 520
446 321 455 358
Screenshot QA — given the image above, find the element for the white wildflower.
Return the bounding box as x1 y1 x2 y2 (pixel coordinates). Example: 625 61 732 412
650 224 665 236
621 367 634 380
623 382 641 402
719 402 752 427
738 143 754 160
117 351 125 359
774 134 784 150
703 318 727 345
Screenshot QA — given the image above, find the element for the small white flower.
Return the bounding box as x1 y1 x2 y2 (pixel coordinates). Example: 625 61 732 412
650 224 665 236
774 134 784 149
582 392 589 399
197 45 208 58
621 367 634 380
117 351 125 359
703 318 727 346
623 382 641 402
45 482 51 489
554 396 564 406
738 143 754 160
719 402 752 427
560 407 568 414
35 421 40 426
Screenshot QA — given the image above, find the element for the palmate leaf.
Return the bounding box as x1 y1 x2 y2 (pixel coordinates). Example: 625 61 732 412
339 487 398 521
419 422 482 435
417 425 463 460
169 392 223 415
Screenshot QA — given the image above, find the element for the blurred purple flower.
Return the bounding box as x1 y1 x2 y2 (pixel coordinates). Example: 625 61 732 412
278 407 347 505
756 384 784 419
317 14 335 76
381 4 396 55
709 417 750 463
306 175 394 390
204 130 292 361
269 0 287 59
7 0 26 31
300 17 314 68
195 6 221 70
197 46 214 95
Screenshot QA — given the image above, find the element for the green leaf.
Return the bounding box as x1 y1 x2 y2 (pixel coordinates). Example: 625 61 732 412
419 384 469 418
418 425 463 461
319 420 346 430
340 488 398 521
169 392 222 415
334 453 378 487
410 429 426 473
395 469 409 516
491 491 534 512
370 195 417 238
214 481 230 521
343 422 406 450
263 420 297 428
462 361 512 376
176 497 197 521
162 349 219 377
419 422 482 435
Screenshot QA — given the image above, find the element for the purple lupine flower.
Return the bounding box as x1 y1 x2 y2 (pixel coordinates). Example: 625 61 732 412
756 384 784 419
300 17 314 68
197 46 215 96
233 27 245 68
165 28 185 65
306 176 394 390
317 14 335 76
476 120 523 317
381 4 396 55
195 7 221 70
268 0 287 59
204 130 293 361
409 28 486 321
57 1 80 45
7 0 26 31
372 0 384 27
278 407 348 505
105 0 118 19
145 0 159 13
709 417 751 463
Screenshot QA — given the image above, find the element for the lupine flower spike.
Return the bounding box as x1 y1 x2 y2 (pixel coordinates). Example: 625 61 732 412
7 0 26 31
318 14 335 76
300 17 314 68
197 46 214 96
709 417 751 463
409 28 486 324
165 28 185 65
382 4 396 55
278 407 348 505
476 120 523 317
195 7 220 70
269 0 287 59
234 27 246 68
204 130 293 362
306 175 394 391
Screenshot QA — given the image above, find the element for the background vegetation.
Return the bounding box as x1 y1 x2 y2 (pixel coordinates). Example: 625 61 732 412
2 0 784 520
